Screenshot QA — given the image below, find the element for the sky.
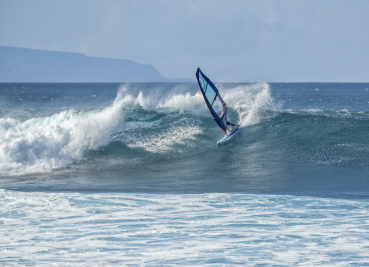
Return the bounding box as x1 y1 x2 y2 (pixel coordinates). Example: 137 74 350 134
1 0 368 82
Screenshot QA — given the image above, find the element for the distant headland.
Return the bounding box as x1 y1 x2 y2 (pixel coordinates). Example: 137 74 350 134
0 46 192 83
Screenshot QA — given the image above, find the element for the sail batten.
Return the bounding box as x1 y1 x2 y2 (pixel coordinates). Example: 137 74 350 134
196 68 227 131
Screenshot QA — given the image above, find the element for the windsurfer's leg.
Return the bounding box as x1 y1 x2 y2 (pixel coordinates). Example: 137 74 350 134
221 128 227 135
227 121 237 127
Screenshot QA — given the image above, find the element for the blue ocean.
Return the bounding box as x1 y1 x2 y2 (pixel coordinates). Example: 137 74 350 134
1 82 369 265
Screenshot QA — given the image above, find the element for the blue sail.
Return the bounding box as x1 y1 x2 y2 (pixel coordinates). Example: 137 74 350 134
196 68 228 131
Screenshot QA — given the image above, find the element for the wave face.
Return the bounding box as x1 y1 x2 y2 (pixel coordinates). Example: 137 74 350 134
1 82 369 196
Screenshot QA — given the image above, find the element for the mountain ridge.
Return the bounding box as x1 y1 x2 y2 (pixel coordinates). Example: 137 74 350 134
0 46 193 82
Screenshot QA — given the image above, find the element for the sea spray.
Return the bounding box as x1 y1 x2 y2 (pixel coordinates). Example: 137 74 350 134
221 82 274 127
157 82 274 125
158 91 205 115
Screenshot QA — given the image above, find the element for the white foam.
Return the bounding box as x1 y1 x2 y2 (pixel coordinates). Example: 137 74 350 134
125 123 202 153
0 87 136 175
1 191 369 266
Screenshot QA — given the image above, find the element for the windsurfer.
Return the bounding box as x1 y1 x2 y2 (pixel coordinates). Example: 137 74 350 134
212 111 238 135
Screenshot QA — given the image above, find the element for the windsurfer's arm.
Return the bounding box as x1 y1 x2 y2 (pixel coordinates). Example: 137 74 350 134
227 121 237 127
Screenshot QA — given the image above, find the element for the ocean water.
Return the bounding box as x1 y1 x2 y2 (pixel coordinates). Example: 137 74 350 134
1 82 369 265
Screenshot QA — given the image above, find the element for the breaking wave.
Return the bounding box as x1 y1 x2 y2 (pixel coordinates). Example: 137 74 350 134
0 83 273 175
1 82 368 178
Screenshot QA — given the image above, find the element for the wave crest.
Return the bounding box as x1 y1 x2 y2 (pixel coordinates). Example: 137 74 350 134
0 88 130 175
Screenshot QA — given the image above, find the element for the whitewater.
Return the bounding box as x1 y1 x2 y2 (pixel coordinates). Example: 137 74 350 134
0 83 272 175
1 82 369 265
